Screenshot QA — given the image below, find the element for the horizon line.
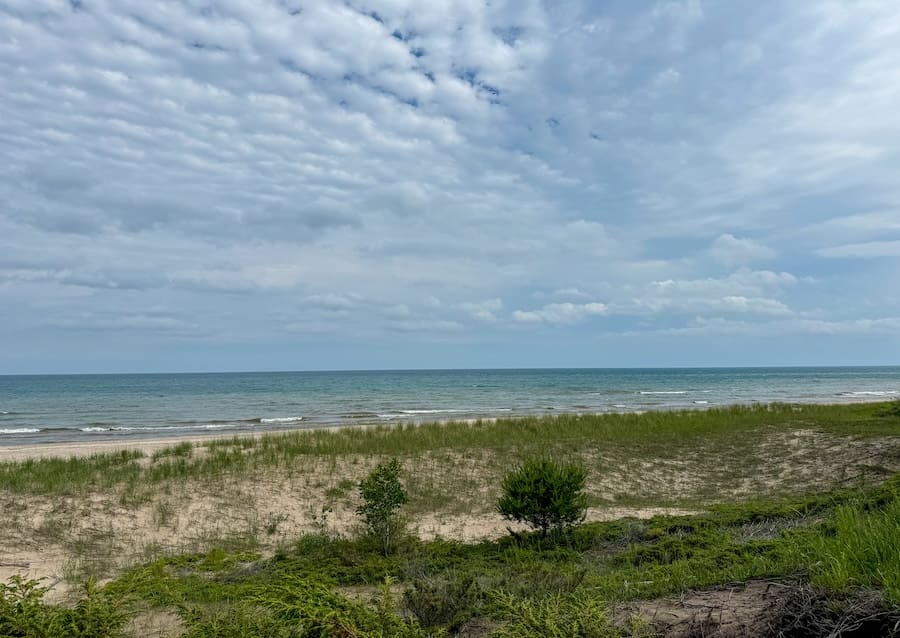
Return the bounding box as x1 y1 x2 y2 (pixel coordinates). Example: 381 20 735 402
2 363 899 377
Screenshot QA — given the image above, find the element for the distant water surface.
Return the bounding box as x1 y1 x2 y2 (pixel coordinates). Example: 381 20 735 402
1 367 898 445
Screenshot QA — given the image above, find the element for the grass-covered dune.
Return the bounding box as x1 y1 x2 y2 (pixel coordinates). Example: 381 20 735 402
2 402 900 636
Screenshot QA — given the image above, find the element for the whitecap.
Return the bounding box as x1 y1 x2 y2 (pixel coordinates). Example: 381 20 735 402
398 408 512 415
260 416 304 424
693 400 709 405
399 409 464 414
639 391 689 395
80 427 110 432
840 390 898 397
1 428 40 434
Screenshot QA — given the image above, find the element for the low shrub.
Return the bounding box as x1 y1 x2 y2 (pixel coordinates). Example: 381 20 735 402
497 458 588 538
489 591 619 637
1 576 129 638
357 458 408 555
403 571 482 630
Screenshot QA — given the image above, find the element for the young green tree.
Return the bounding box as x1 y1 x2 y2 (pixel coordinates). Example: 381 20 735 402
497 457 588 538
357 458 408 555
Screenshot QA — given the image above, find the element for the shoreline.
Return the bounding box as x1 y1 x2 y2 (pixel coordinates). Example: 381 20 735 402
0 398 895 462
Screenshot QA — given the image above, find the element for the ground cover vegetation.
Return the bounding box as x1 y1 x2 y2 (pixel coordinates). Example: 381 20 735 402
1 402 899 636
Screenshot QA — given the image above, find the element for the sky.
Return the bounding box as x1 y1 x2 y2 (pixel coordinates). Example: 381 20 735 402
1 0 899 374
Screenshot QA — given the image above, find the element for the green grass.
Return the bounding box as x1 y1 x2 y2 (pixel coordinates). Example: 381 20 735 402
800 498 900 601
1 402 897 498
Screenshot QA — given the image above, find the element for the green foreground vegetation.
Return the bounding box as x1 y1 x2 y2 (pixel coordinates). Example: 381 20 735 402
2 402 898 499
2 402 900 636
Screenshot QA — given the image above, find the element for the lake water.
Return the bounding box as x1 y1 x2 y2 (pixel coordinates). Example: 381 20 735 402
1 367 898 445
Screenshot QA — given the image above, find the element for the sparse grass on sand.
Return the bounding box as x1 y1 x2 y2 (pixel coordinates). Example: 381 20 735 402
1 402 899 636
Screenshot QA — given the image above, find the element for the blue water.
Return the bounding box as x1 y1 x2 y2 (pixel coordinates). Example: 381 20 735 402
1 367 898 445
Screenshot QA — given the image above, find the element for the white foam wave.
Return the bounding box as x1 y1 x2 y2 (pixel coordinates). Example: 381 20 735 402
80 423 244 432
639 391 689 395
612 404 628 408
1 428 40 434
693 400 709 405
399 408 512 415
840 391 898 397
260 416 304 424
400 409 465 414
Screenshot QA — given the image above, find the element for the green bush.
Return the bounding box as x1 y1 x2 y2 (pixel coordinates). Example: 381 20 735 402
403 571 482 630
0 576 129 637
357 458 408 555
497 458 588 538
489 591 619 637
181 576 428 637
0 576 49 637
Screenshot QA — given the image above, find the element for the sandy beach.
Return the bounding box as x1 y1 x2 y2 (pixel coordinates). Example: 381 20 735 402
0 432 269 462
0 417 505 462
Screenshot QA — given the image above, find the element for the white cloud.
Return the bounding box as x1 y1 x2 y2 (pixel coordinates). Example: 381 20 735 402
551 288 592 300
305 293 358 310
718 296 791 315
646 315 900 337
647 269 797 298
818 240 900 258
388 319 463 333
459 298 503 322
512 302 607 324
708 234 775 266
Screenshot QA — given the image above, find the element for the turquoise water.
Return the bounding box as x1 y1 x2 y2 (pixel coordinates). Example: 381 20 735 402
1 367 898 445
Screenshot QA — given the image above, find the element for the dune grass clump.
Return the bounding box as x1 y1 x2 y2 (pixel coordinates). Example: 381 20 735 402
801 497 900 603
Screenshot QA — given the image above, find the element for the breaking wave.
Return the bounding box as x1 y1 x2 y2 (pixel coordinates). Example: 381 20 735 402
259 416 304 424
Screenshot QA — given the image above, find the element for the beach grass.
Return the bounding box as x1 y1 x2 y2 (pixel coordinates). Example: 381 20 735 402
1 401 896 497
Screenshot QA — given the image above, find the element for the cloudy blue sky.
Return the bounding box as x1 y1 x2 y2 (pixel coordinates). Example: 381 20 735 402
1 0 899 373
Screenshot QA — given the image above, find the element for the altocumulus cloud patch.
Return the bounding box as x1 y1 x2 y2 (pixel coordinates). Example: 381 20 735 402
1 0 899 371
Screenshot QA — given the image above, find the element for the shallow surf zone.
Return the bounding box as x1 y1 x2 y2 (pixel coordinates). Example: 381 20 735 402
0 415 310 446
0 428 40 435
